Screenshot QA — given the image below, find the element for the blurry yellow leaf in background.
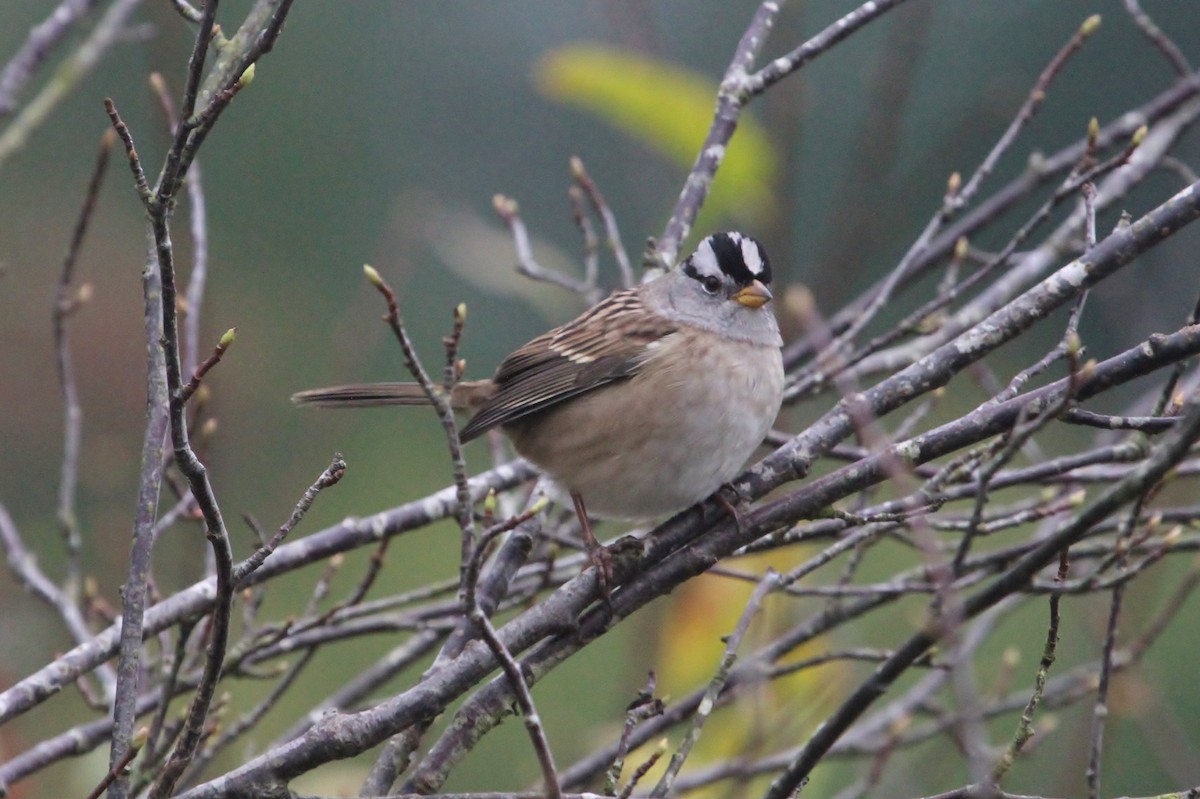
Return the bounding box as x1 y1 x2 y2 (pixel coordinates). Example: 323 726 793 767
642 553 840 798
535 44 779 232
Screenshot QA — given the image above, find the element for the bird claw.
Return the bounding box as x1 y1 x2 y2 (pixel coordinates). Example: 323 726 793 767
587 539 615 600
711 483 746 535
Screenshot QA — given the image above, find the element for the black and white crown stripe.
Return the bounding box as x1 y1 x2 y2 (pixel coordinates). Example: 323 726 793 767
682 232 773 288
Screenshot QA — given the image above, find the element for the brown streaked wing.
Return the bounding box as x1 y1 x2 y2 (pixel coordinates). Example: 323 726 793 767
458 288 675 441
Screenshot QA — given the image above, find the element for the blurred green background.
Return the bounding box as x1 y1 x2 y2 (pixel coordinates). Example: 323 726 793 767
2 1 1200 796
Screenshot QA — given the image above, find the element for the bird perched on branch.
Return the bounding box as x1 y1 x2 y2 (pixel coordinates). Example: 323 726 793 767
295 231 784 585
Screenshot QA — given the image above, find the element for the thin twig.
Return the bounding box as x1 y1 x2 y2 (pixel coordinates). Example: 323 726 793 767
168 0 205 24
1123 0 1192 76
363 267 477 598
762 391 1200 799
570 156 632 288
53 116 113 607
568 186 600 291
179 327 235 403
105 4 295 794
494 194 594 297
0 0 143 169
652 570 778 797
85 726 146 799
794 23 1112 396
654 0 786 271
0 503 109 683
105 121 170 799
464 559 564 799
233 454 347 584
0 0 103 117
603 672 661 794
147 70 212 377
989 551 1070 787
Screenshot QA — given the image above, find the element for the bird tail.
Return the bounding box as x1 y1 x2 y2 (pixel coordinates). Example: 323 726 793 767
292 382 436 408
293 381 493 411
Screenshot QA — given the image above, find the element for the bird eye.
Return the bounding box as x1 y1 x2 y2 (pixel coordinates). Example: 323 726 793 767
701 275 721 294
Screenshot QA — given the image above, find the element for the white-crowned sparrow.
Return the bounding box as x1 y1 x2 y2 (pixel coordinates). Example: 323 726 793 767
295 231 784 567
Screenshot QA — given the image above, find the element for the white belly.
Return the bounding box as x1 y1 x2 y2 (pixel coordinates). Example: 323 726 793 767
505 335 783 519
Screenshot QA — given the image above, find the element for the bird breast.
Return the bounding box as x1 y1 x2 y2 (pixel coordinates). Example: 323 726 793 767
503 330 784 520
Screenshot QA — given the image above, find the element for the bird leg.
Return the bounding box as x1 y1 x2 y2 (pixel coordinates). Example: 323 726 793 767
571 491 613 599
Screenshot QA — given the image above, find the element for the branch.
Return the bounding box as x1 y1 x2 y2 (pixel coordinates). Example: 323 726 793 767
0 0 103 118
656 0 911 269
0 0 143 171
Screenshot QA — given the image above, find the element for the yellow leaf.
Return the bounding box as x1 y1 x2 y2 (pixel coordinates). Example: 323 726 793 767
535 44 778 227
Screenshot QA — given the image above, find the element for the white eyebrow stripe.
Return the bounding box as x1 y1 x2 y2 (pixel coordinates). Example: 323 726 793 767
740 236 763 275
692 238 720 275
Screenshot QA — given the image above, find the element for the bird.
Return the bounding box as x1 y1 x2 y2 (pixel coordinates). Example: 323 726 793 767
294 231 785 584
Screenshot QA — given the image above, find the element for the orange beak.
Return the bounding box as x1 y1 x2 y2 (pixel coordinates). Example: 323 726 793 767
732 280 772 309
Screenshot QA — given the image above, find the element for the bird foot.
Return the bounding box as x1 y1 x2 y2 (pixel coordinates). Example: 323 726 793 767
586 537 614 599
711 483 747 535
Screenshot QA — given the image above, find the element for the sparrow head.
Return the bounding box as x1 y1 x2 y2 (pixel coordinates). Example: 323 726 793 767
682 231 774 308
649 231 781 346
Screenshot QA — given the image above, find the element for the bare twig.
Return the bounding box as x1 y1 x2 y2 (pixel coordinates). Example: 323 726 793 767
651 571 778 797
179 327 236 403
603 672 661 794
100 4 296 795
570 156 632 288
464 549 563 799
52 103 114 611
0 0 103 117
494 194 595 297
85 726 146 799
0 503 109 686
1124 0 1192 76
989 551 1070 788
656 0 911 269
762 391 1200 799
568 186 600 290
363 266 477 598
0 0 144 170
168 0 205 24
233 454 346 583
146 70 212 377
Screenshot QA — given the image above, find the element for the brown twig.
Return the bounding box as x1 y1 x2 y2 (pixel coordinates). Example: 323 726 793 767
463 551 564 799
178 327 235 403
568 186 600 291
233 454 347 584
494 194 595 298
52 126 112 604
989 551 1070 788
85 726 147 799
603 671 661 794
363 266 477 596
147 70 213 378
570 156 633 288
99 3 295 795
